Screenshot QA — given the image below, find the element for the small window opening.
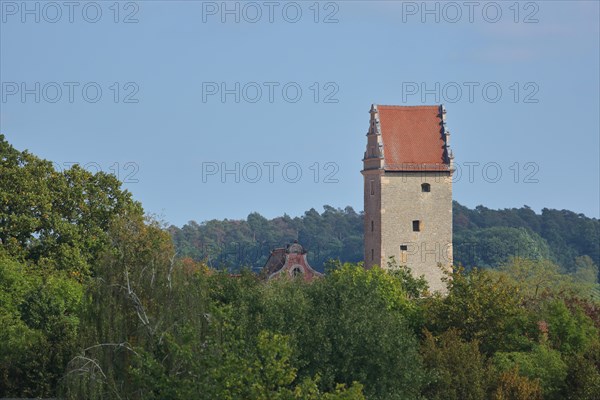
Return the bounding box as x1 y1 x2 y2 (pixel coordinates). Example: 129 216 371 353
421 183 431 192
371 220 374 232
371 249 374 260
370 180 375 196
400 245 408 263
292 267 303 277
412 220 421 232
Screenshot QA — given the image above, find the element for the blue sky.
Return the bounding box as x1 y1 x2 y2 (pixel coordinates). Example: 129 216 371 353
1 0 599 226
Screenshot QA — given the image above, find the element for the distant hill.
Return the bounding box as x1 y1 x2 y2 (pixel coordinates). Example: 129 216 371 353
169 202 599 280
453 202 599 273
169 205 364 272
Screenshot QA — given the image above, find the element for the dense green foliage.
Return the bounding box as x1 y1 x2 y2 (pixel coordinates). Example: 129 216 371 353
2 136 600 399
0 135 141 396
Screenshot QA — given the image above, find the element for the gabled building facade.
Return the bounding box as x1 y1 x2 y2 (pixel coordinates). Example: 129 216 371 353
362 104 454 292
261 241 322 282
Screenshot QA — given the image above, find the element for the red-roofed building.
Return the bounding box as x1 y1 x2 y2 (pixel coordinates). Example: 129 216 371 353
362 104 454 293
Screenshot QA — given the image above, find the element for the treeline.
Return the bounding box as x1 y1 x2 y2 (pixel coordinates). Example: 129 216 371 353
169 206 364 271
453 202 599 274
2 135 600 399
170 202 600 280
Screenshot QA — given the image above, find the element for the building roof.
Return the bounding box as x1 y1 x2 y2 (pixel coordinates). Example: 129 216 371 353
376 105 450 171
261 247 287 277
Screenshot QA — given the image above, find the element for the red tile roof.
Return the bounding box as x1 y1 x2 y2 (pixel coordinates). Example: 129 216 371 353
377 105 449 171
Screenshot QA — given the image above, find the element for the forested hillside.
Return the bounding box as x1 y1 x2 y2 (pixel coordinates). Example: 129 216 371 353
2 135 600 399
169 206 364 271
453 203 599 273
170 202 600 280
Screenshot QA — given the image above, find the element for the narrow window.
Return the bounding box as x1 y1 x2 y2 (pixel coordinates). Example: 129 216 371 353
412 220 421 232
292 267 303 278
371 249 374 260
371 220 374 232
421 183 431 192
400 245 408 263
370 180 375 196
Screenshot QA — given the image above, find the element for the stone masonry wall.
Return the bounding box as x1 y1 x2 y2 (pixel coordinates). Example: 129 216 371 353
380 171 453 293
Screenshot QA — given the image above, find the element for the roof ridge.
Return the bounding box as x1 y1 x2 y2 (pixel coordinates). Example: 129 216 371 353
376 104 441 109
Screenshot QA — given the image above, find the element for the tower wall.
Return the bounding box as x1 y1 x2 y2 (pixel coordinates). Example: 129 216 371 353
363 170 382 269
379 171 452 293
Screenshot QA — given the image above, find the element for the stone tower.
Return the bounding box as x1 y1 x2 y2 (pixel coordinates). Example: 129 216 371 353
361 104 454 293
